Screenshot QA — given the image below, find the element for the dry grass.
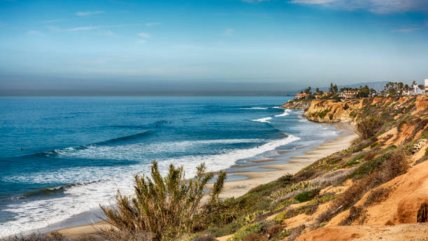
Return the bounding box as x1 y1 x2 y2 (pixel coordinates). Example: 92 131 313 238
417 203 428 223
339 206 364 225
364 187 391 206
286 225 305 241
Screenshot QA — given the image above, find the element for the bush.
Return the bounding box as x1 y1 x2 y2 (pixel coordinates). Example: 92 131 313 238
351 153 390 179
294 189 320 203
191 234 217 241
339 206 364 225
357 116 382 139
286 225 305 241
364 187 391 206
229 222 265 241
417 203 428 223
317 109 330 119
101 162 226 241
2 233 67 241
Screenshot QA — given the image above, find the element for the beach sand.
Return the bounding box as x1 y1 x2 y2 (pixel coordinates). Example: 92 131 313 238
57 123 358 238
219 123 357 198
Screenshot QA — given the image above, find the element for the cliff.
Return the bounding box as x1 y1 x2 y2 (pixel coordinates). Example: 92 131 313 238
215 95 428 241
289 95 428 241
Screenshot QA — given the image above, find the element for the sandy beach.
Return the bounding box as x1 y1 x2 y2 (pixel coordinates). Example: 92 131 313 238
219 123 357 198
56 122 357 239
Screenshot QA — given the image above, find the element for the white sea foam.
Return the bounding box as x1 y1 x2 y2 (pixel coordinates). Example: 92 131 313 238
51 139 264 162
275 109 291 117
0 135 299 237
241 107 269 110
252 117 272 123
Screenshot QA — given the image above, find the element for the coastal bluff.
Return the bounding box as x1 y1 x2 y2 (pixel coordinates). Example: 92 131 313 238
281 95 428 241
284 96 428 124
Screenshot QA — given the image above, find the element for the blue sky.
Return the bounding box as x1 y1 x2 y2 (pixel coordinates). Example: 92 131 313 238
0 0 428 95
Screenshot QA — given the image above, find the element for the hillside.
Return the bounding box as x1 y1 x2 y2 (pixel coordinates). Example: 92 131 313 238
204 95 428 241
281 95 428 240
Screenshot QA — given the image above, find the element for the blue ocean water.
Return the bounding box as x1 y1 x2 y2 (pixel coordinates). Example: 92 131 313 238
0 96 338 236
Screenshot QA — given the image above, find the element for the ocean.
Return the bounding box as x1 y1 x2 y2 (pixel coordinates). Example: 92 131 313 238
0 96 338 237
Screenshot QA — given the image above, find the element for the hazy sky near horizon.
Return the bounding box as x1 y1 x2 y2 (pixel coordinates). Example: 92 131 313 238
1 0 428 95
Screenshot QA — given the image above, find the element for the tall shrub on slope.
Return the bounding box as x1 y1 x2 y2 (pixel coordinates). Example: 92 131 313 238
357 116 382 139
101 162 226 241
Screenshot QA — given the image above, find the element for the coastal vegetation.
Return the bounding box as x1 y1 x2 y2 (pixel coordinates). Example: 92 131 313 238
100 162 226 241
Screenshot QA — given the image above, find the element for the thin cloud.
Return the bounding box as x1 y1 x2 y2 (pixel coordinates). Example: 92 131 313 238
75 10 104 17
137 32 151 42
290 0 428 14
48 24 141 33
392 26 425 33
49 26 100 32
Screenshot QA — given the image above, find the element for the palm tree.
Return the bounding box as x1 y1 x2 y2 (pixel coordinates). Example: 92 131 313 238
101 162 226 241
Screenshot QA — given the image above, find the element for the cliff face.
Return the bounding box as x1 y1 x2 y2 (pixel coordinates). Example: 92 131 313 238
290 95 428 241
282 99 310 110
285 96 428 124
302 99 363 123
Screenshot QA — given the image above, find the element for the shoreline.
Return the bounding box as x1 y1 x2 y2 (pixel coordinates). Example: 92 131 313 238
219 122 356 198
57 121 358 238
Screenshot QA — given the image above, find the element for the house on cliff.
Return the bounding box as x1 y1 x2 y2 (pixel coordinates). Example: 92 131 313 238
295 92 309 100
425 79 428 94
404 84 424 96
339 89 358 99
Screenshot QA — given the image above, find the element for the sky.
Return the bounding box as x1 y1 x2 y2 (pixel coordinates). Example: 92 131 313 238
0 0 428 95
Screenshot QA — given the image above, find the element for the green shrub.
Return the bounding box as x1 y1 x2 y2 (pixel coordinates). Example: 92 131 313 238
294 189 320 203
351 152 390 179
317 109 330 119
228 222 265 241
345 153 365 167
357 116 383 139
101 162 226 241
317 193 335 203
421 129 428 139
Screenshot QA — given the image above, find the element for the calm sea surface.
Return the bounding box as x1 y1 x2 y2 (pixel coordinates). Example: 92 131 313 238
0 96 338 236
